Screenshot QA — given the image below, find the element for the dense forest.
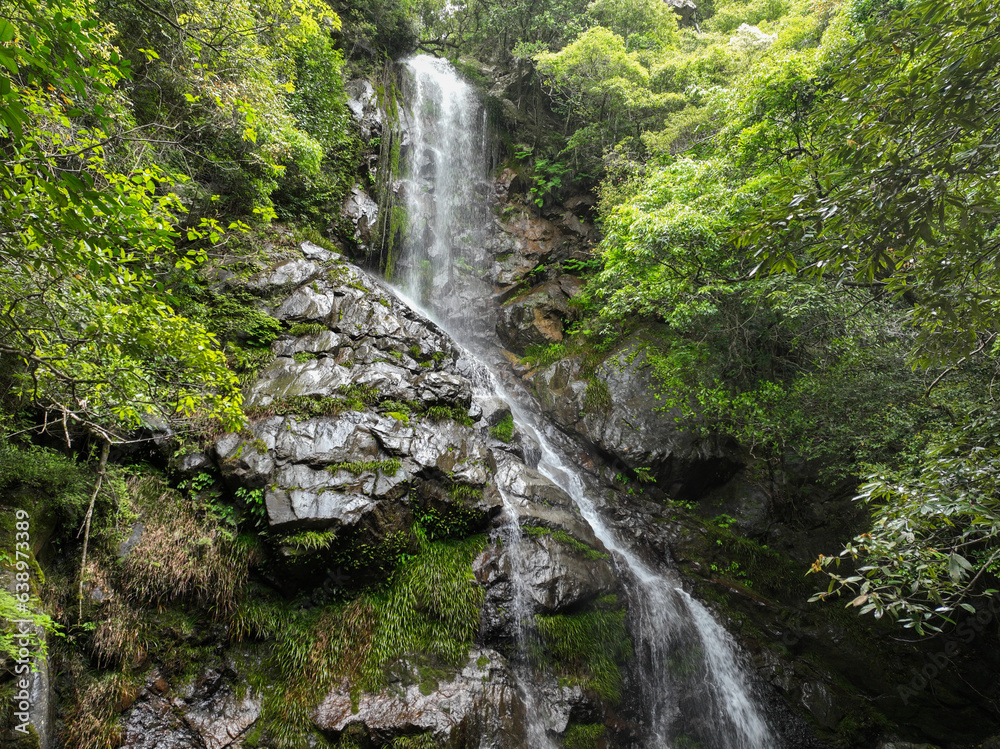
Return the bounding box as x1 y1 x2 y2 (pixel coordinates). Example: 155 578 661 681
2 0 1000 745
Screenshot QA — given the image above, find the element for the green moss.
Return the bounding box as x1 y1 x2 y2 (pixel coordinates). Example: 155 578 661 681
489 413 515 443
201 287 283 347
292 351 319 363
524 526 608 561
391 734 439 748
424 405 473 428
248 384 380 420
563 723 606 748
583 378 612 414
535 597 631 704
287 322 329 337
278 529 338 551
326 458 402 476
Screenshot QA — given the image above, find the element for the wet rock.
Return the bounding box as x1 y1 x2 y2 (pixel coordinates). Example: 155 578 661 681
313 649 524 748
264 461 410 531
271 330 343 356
415 370 472 407
494 454 603 547
247 258 322 293
666 0 698 26
518 531 617 613
121 668 260 749
342 185 379 251
171 450 213 477
300 240 338 263
216 418 280 487
273 413 381 465
532 339 740 499
345 79 382 142
497 276 583 354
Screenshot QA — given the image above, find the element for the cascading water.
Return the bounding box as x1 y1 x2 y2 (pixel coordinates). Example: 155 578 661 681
393 54 778 748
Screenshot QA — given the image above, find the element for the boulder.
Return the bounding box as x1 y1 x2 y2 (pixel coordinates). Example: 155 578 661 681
345 79 382 142
497 276 583 354
342 185 379 251
666 0 698 26
121 668 261 749
312 650 525 748
532 339 741 498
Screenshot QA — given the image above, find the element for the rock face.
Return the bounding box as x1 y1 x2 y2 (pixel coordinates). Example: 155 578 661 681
531 339 740 498
215 250 501 548
313 649 524 748
666 0 698 26
497 276 583 354
199 240 628 746
121 668 261 749
346 78 382 143
341 185 380 254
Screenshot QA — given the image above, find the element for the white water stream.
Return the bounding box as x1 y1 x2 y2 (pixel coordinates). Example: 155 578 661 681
391 54 778 748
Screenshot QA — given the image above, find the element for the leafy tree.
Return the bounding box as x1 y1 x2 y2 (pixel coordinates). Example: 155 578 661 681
746 0 1000 368
585 0 680 53
742 0 1000 629
0 0 244 440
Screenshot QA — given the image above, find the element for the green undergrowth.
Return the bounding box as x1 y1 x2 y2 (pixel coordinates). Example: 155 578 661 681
563 723 607 748
582 378 612 414
326 458 402 476
534 594 631 704
389 734 439 748
287 322 330 337
424 404 475 427
524 526 608 561
489 412 515 442
247 384 381 419
414 483 488 540
276 528 339 552
235 531 486 748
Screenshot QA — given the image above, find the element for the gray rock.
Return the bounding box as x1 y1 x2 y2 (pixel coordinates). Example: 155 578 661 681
121 669 261 749
271 330 343 356
247 258 321 293
300 240 338 263
666 0 698 26
342 185 379 250
345 79 382 142
273 413 381 465
264 461 409 531
533 339 740 498
312 649 524 748
415 370 472 407
478 532 616 615
518 532 617 613
497 276 583 354
216 420 280 487
494 453 601 547
172 450 213 477
274 284 338 324
246 358 352 406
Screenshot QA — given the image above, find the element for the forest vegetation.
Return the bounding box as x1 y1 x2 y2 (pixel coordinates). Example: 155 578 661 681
1 0 999 695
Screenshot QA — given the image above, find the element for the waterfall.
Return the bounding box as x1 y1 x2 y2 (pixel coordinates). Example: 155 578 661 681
393 54 778 748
